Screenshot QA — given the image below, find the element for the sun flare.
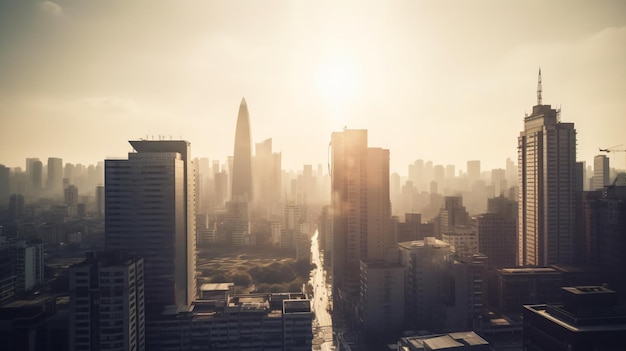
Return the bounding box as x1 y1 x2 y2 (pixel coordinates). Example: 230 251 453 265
315 56 361 107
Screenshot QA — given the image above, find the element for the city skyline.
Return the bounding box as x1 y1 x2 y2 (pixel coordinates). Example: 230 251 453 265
1 1 625 173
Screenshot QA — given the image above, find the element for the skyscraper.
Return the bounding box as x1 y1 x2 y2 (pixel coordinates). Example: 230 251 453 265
232 97 253 201
518 70 577 266
253 138 281 212
331 129 392 303
592 154 610 190
105 140 196 311
46 157 63 197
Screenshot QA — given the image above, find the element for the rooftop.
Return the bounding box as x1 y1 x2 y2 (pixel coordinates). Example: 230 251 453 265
500 267 559 274
200 282 234 292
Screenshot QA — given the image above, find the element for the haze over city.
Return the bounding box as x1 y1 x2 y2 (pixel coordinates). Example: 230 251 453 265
1 0 625 173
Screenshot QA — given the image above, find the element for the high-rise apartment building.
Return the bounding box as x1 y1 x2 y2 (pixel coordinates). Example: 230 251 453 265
65 184 79 207
331 129 392 302
69 251 145 351
105 140 196 311
592 154 610 190
518 70 577 266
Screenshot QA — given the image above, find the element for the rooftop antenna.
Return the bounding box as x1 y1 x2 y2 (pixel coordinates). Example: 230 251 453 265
537 68 542 106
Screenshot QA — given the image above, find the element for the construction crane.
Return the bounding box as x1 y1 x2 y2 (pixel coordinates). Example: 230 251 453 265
599 145 626 171
599 145 626 153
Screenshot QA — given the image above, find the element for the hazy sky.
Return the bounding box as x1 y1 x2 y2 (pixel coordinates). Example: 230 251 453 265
1 0 625 174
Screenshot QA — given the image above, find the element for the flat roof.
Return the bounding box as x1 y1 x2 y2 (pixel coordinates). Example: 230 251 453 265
200 282 234 291
424 335 463 349
525 305 626 333
500 267 558 274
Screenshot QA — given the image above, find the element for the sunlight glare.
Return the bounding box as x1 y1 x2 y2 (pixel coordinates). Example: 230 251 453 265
315 56 362 108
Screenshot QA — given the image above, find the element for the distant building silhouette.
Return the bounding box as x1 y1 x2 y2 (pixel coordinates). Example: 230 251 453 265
518 70 577 266
253 138 281 214
232 97 253 201
105 140 196 311
0 164 9 208
46 157 63 197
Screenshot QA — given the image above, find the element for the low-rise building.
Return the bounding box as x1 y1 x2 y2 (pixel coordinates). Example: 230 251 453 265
146 289 313 351
523 286 626 351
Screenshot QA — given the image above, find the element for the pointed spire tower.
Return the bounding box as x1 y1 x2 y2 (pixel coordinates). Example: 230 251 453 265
537 68 543 106
232 97 253 201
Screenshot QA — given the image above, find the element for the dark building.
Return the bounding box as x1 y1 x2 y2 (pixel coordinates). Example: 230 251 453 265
69 251 144 351
0 164 9 208
105 140 196 311
0 295 69 351
489 267 563 313
477 210 517 268
581 174 626 296
524 286 626 351
396 213 422 243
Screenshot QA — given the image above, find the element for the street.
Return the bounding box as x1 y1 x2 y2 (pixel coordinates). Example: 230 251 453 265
310 230 334 351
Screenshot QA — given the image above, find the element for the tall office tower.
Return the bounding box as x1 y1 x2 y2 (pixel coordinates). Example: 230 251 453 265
105 140 196 311
232 97 253 201
30 159 43 196
592 155 610 190
518 70 577 266
46 157 63 197
64 163 74 183
467 160 481 186
434 164 445 188
0 164 9 208
331 129 391 303
491 168 507 196
301 164 317 204
253 138 282 212
506 157 517 187
69 251 145 351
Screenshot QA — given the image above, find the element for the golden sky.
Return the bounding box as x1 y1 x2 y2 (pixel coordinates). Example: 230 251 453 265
1 0 625 173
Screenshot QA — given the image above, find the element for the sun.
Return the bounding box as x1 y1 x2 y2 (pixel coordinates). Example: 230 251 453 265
315 56 362 108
